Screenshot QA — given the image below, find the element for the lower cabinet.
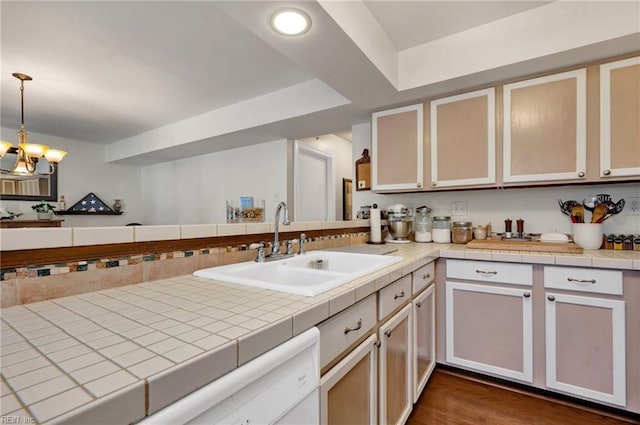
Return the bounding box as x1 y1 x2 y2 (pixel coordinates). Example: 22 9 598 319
412 283 435 403
545 292 626 407
445 281 533 383
320 334 378 425
379 304 413 425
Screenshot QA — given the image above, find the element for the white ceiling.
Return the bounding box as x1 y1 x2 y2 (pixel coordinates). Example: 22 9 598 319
1 1 638 165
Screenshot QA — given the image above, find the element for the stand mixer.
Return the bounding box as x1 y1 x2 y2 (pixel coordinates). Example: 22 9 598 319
386 204 413 243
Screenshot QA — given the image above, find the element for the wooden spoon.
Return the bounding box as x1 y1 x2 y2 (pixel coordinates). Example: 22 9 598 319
591 204 608 223
571 205 585 223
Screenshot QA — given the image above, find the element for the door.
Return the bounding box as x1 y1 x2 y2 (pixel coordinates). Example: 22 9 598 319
446 281 533 382
545 292 626 406
372 104 424 191
379 304 412 425
320 334 377 425
430 88 496 188
294 141 335 221
413 283 435 403
503 69 587 183
599 56 640 179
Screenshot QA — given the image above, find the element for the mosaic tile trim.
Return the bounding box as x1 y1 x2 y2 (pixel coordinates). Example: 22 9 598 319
0 232 369 282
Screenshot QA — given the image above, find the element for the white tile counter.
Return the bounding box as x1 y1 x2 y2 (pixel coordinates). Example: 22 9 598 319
0 243 638 423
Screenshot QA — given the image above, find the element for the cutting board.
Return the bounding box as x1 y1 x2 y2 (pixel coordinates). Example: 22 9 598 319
466 239 583 254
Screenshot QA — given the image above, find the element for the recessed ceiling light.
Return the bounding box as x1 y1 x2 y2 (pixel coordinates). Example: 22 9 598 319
269 8 311 36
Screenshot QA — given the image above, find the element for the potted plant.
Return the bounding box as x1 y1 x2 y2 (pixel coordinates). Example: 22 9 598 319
32 200 56 220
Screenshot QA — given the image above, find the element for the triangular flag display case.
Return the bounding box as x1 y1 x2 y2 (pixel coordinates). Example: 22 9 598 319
54 192 123 215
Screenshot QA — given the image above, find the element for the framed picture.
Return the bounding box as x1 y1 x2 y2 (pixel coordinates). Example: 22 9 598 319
342 178 353 220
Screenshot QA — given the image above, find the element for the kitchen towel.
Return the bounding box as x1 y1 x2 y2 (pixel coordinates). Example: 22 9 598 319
370 204 382 243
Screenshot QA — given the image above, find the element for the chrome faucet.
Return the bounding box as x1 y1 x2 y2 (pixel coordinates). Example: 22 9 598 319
267 201 291 260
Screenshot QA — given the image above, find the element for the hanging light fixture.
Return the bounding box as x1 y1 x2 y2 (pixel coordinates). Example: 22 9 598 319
0 73 67 176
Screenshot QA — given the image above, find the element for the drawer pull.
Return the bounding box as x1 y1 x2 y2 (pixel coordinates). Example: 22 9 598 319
476 269 498 275
344 318 363 334
523 292 531 298
567 277 596 284
547 295 555 302
394 291 406 300
384 329 392 338
422 273 431 280
375 340 381 348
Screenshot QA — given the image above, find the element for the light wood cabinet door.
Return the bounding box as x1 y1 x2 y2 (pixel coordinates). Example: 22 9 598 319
430 88 496 188
412 283 435 403
545 292 626 407
445 281 533 383
379 304 412 425
503 69 587 183
320 334 378 425
372 104 424 191
600 56 640 179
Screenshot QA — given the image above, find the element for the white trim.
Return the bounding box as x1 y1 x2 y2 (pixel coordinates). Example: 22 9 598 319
320 334 377 425
545 293 626 407
371 104 423 191
430 88 496 187
378 304 412 425
600 56 640 178
446 281 533 383
293 141 335 221
503 69 587 183
412 284 436 403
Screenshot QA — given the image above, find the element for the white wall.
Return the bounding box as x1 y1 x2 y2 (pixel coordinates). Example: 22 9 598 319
352 123 640 235
141 139 288 224
0 127 145 226
298 134 352 220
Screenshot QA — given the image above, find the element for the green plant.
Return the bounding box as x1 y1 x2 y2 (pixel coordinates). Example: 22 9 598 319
31 201 56 213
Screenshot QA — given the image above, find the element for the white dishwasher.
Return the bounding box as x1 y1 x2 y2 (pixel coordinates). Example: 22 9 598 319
140 327 320 425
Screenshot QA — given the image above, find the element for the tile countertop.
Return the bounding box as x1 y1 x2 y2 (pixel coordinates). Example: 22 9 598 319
1 244 639 424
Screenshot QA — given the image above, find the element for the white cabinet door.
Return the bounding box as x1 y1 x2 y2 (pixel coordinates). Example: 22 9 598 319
412 283 435 403
445 281 533 382
379 304 412 425
545 292 626 407
599 56 640 179
320 334 378 425
430 88 496 188
372 104 424 191
503 69 587 183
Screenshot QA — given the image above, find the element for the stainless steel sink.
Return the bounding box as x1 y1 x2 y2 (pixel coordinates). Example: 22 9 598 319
193 250 402 296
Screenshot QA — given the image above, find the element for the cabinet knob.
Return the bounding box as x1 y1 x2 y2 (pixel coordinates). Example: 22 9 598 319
547 295 555 302
422 273 431 280
416 301 422 308
523 292 531 298
603 169 611 176
417 182 422 188
384 329 392 338
344 318 363 334
394 291 405 300
431 182 437 187
375 340 381 348
578 171 585 178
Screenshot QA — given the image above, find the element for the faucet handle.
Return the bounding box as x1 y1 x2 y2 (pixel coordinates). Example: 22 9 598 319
253 242 266 262
299 233 307 255
286 240 294 255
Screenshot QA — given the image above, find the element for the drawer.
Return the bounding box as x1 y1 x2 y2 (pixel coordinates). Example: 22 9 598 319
318 294 376 368
378 274 412 320
412 261 435 294
446 259 532 286
544 266 623 295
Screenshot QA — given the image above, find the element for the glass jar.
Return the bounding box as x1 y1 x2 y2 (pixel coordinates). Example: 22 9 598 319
414 206 432 242
452 221 473 244
432 216 451 243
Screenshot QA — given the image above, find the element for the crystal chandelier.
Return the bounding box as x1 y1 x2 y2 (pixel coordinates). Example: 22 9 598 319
0 73 67 175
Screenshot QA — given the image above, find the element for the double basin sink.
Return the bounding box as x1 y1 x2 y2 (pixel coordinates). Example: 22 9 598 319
193 250 402 296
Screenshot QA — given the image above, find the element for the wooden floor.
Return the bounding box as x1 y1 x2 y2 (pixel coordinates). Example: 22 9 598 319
407 369 638 425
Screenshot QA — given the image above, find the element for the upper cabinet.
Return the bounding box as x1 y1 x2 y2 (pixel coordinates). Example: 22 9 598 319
430 88 496 188
503 69 587 184
599 57 640 179
372 104 424 191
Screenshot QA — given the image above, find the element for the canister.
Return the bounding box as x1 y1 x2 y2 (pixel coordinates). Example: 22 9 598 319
452 221 473 244
432 216 451 243
414 206 432 242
